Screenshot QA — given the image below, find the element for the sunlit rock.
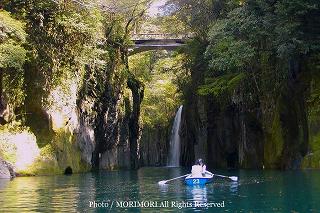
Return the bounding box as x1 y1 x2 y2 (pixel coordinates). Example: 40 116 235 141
0 129 40 172
0 158 10 179
46 81 79 131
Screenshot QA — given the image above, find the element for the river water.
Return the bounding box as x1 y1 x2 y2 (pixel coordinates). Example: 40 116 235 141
0 167 319 212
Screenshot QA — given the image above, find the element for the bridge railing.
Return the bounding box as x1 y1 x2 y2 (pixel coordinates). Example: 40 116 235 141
130 33 193 40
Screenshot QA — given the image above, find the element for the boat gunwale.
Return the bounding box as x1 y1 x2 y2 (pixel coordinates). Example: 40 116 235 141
185 175 213 180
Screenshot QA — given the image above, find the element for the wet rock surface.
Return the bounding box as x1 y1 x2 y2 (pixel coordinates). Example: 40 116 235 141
0 158 15 179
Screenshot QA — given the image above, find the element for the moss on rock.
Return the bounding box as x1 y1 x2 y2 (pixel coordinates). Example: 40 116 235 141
264 100 284 168
52 129 91 174
302 129 320 168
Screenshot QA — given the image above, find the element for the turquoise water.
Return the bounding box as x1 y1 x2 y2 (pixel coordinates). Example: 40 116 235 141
0 167 319 212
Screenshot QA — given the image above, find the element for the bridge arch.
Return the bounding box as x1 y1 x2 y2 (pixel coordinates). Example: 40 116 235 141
128 33 191 55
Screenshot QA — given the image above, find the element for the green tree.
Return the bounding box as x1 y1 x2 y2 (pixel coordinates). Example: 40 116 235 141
0 10 27 124
129 51 182 128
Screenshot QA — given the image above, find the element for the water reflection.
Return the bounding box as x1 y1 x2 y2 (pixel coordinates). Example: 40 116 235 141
0 176 82 212
158 183 169 193
0 179 10 190
228 182 238 194
0 168 320 212
186 185 208 204
154 167 185 197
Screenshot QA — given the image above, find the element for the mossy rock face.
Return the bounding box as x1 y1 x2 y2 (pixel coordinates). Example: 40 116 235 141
264 107 284 168
263 87 309 169
302 121 320 168
302 151 320 168
53 130 91 174
19 129 91 176
20 144 60 175
25 108 54 148
0 158 11 179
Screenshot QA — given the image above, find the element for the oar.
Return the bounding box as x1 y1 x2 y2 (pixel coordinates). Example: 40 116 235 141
206 171 238 182
158 174 190 185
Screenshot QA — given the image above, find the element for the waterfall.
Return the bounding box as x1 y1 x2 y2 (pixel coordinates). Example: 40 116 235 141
167 105 183 167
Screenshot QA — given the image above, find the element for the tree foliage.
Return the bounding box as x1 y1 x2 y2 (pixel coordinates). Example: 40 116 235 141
167 0 320 102
129 51 182 128
0 10 27 115
0 0 151 125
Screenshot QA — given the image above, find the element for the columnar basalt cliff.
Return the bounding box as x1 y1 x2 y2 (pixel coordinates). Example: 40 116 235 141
1 0 319 175
76 48 144 171
139 126 170 166
180 56 311 170
0 1 145 174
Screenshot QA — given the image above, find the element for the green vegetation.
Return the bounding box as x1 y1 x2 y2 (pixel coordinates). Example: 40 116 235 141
0 0 319 172
129 51 182 128
0 0 152 174
0 10 27 123
162 0 319 168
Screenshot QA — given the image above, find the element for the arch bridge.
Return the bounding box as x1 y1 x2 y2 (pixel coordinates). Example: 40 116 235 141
128 33 191 55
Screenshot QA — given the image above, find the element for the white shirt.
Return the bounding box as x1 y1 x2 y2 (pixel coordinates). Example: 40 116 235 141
191 165 206 177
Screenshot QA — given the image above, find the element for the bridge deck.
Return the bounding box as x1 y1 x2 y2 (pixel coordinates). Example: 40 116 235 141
128 33 190 55
130 33 192 40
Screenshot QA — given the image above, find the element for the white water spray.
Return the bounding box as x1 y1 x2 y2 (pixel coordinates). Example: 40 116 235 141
167 105 183 167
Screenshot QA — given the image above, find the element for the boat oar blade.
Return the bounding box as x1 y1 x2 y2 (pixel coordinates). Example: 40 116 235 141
158 180 167 185
229 176 238 182
212 173 238 182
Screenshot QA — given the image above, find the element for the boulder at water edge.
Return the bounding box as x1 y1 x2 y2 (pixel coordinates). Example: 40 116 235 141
0 159 11 179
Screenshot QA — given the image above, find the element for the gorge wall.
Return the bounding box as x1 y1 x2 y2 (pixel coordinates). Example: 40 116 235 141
1 0 319 176
139 126 170 166
179 56 314 170
0 1 144 175
2 47 143 176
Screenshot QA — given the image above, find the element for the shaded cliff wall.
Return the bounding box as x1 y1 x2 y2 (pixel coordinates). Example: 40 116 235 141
303 116 320 168
180 93 264 169
77 49 143 171
181 87 308 169
261 57 309 169
0 1 145 174
302 60 320 168
139 126 170 166
180 46 310 170
17 47 142 174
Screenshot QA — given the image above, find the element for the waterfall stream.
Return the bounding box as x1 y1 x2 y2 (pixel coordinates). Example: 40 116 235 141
167 105 183 167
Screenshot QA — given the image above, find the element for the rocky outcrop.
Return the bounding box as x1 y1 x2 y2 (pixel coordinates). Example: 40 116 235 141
0 158 15 179
180 85 309 169
12 40 144 174
77 49 143 171
302 116 320 168
127 74 144 169
180 52 309 169
139 126 170 166
0 159 10 179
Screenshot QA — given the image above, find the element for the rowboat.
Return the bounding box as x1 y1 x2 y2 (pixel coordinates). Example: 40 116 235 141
158 171 237 185
185 173 214 186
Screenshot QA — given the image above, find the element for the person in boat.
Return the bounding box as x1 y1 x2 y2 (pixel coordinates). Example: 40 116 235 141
191 158 207 177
